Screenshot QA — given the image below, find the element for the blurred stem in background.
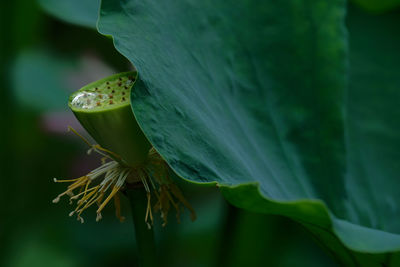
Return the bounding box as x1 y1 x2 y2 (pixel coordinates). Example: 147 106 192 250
217 202 239 267
217 201 338 267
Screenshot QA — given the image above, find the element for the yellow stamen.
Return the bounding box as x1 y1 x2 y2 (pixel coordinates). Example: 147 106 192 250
53 130 196 225
67 176 89 190
145 192 153 226
158 187 171 227
68 126 92 147
96 192 105 206
93 144 122 161
70 186 98 200
81 179 92 200
97 185 121 213
114 192 125 222
68 126 121 162
54 177 81 183
77 189 101 217
170 184 197 221
53 177 88 202
164 186 181 223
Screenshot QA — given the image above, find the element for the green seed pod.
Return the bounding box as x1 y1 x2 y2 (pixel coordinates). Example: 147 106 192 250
68 71 151 167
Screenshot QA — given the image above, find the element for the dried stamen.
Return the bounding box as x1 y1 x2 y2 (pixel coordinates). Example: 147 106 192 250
53 128 196 226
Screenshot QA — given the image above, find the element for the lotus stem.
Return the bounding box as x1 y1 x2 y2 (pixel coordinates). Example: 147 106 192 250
127 184 158 267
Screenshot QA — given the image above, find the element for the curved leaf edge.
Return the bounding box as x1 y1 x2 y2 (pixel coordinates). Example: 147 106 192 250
138 128 400 255
141 131 400 255
219 182 400 254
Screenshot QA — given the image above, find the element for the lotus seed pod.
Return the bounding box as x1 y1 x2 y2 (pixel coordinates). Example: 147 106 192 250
68 71 151 167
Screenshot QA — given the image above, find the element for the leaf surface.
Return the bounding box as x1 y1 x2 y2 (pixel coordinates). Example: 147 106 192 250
98 0 400 264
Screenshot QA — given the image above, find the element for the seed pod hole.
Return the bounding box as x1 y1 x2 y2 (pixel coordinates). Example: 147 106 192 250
69 71 136 110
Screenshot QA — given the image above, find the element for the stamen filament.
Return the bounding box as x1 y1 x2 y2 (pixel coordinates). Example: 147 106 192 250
70 186 98 200
114 192 125 222
68 126 91 147
53 132 195 225
54 177 81 183
97 186 120 213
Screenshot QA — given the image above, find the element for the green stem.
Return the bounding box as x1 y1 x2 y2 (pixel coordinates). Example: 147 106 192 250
127 186 158 267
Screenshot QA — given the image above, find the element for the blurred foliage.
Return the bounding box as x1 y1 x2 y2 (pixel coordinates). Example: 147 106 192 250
38 0 100 28
352 0 400 13
12 50 75 112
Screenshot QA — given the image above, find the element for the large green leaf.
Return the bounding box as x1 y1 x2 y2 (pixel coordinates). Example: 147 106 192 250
98 0 400 265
